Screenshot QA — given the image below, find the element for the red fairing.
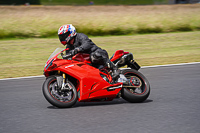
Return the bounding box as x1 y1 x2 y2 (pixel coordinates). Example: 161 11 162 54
54 61 122 102
72 53 91 64
44 48 123 102
110 50 129 62
43 47 150 108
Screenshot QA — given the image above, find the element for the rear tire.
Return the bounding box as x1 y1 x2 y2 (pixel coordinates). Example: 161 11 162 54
121 69 150 103
42 76 77 108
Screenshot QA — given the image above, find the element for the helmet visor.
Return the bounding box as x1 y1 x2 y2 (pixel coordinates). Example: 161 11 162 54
58 31 70 42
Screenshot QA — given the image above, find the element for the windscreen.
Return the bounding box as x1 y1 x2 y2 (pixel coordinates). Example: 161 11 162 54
47 47 65 61
44 47 65 69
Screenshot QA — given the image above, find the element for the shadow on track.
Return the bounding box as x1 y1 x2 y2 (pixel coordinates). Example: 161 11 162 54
47 98 153 109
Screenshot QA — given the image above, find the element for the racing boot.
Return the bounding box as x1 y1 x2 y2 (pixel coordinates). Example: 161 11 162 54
106 60 120 80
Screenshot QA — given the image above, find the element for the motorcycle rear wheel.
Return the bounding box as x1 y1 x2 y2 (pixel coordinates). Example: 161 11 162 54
42 76 77 108
121 69 150 103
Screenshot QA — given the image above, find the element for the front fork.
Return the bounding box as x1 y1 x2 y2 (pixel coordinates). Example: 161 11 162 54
61 73 66 90
56 73 72 90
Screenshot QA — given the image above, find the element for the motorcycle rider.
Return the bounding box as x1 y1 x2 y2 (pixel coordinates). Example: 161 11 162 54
58 24 119 80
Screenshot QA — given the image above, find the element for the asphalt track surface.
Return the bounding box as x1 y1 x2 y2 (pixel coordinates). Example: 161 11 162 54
0 63 200 133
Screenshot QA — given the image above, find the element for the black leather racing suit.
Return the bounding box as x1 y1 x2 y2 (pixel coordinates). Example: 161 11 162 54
66 33 109 67
66 33 119 79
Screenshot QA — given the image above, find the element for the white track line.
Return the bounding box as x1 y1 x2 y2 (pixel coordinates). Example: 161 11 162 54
141 62 200 68
0 62 200 81
0 75 44 81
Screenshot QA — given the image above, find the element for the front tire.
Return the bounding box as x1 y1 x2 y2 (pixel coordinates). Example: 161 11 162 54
121 69 150 103
42 76 77 108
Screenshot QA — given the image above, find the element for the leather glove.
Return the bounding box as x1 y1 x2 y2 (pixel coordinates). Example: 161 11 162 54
62 54 72 59
70 47 84 56
70 48 79 56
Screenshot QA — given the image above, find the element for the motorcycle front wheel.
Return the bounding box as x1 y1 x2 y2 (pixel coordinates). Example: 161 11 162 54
42 76 77 108
121 69 150 103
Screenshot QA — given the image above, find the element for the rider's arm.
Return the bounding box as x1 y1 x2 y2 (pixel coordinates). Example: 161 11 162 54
66 44 74 54
78 34 96 53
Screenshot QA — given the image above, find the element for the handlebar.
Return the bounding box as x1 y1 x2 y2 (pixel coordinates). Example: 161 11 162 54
61 53 72 59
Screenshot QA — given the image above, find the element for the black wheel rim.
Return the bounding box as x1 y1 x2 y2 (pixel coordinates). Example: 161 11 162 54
123 72 146 95
48 79 75 103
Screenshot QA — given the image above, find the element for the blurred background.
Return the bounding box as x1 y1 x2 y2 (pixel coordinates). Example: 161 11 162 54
0 0 200 38
0 0 200 78
0 0 200 5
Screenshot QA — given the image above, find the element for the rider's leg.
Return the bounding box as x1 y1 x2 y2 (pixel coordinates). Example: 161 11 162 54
91 48 120 80
106 60 120 80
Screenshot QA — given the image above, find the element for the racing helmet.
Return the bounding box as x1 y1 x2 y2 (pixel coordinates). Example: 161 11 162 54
58 24 76 45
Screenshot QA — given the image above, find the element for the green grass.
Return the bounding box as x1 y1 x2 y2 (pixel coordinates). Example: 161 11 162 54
0 31 200 79
0 5 200 39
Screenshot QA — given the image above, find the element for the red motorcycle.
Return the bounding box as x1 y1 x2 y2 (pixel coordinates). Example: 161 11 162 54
42 48 150 108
